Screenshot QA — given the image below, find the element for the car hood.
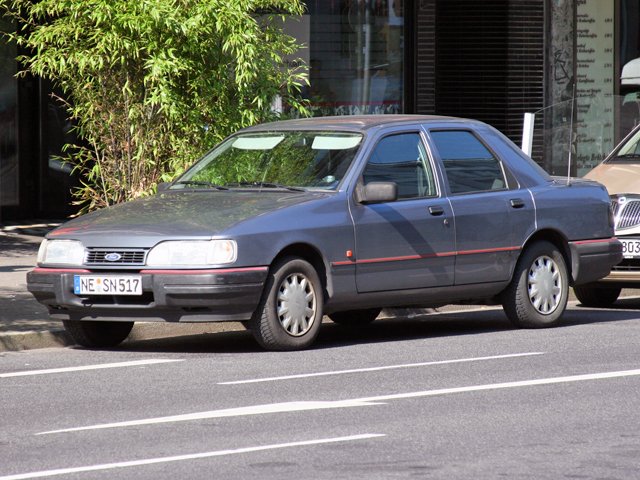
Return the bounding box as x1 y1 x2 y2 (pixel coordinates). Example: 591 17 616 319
48 190 327 246
584 162 640 195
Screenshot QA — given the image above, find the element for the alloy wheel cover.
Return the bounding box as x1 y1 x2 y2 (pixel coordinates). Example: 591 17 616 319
277 272 317 336
527 254 563 315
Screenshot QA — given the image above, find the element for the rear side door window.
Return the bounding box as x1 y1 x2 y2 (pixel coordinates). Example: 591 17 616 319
429 130 507 194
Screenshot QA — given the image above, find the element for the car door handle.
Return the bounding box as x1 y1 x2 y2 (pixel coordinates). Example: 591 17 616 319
510 198 525 209
428 206 445 216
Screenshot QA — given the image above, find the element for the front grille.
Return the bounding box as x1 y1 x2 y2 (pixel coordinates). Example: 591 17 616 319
615 199 640 230
86 248 147 266
612 259 640 272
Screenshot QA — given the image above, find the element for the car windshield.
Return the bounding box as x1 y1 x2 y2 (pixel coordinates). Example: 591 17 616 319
172 130 364 191
612 127 640 160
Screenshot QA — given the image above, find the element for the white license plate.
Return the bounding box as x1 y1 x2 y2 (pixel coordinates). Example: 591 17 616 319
74 275 142 295
621 239 640 258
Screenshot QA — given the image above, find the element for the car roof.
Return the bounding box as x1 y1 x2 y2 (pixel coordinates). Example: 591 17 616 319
240 114 469 133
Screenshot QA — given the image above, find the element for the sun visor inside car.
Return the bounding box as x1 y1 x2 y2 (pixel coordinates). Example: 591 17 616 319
232 136 285 150
311 135 362 150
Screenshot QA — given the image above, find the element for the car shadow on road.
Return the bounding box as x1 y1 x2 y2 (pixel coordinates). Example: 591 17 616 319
115 303 640 354
115 328 259 354
569 296 640 325
561 310 640 328
115 309 513 354
317 310 514 349
574 295 640 310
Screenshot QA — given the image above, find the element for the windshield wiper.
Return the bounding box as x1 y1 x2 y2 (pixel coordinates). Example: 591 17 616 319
174 180 228 190
228 181 305 192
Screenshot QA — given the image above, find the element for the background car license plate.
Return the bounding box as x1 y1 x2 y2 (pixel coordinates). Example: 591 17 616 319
621 239 640 258
74 275 142 295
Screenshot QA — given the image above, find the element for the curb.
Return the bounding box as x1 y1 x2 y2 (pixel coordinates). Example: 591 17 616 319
0 329 72 352
0 321 248 353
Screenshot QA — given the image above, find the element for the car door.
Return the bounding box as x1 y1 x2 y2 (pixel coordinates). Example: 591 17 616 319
350 131 456 293
426 128 535 285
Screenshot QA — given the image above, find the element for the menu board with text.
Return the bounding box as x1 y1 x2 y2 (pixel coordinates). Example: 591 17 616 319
575 0 615 175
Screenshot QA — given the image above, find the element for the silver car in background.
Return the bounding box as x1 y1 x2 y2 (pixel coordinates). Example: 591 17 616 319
581 124 640 306
28 115 622 350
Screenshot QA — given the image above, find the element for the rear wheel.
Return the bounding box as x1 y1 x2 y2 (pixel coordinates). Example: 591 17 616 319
573 285 621 307
502 241 568 328
62 320 134 348
249 257 323 351
329 308 381 326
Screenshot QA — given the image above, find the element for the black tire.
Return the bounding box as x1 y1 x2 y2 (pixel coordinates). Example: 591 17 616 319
62 320 134 348
329 308 381 326
249 257 324 351
502 241 569 328
573 285 621 307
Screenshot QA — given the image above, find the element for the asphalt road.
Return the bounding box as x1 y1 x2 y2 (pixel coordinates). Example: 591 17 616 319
1 302 640 480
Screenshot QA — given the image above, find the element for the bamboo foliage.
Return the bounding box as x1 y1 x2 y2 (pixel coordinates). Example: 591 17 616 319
1 0 308 212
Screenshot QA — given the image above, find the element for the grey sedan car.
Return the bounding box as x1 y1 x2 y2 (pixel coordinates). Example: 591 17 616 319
27 115 622 350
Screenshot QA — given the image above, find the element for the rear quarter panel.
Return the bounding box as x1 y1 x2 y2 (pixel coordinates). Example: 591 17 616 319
530 180 614 240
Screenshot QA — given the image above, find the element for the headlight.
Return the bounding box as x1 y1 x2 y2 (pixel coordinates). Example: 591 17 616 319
146 240 237 266
37 239 85 266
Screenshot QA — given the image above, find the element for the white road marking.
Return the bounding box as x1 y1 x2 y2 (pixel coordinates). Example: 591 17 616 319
355 368 640 403
38 368 640 435
0 359 183 378
0 434 385 480
218 352 545 385
37 400 383 435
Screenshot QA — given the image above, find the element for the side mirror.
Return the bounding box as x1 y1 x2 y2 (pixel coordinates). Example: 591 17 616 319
157 182 171 193
356 181 398 204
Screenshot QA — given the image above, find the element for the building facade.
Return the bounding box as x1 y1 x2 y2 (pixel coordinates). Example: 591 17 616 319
1 0 639 221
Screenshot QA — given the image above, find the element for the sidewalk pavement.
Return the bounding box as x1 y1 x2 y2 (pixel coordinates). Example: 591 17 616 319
0 221 246 352
0 222 72 352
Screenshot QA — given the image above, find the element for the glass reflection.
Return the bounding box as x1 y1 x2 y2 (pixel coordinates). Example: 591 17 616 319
304 0 404 116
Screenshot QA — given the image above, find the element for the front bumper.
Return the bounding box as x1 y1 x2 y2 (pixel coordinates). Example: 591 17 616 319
568 237 623 286
27 266 269 322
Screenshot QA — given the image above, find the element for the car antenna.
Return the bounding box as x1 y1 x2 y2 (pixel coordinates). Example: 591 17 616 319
567 82 576 186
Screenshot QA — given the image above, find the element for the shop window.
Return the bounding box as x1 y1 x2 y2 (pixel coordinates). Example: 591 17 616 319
286 1 404 116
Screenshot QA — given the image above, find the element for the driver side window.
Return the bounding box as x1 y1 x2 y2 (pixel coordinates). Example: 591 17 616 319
362 133 437 200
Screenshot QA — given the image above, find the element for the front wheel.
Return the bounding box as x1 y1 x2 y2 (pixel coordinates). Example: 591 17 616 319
502 241 568 328
249 257 324 351
62 320 134 348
